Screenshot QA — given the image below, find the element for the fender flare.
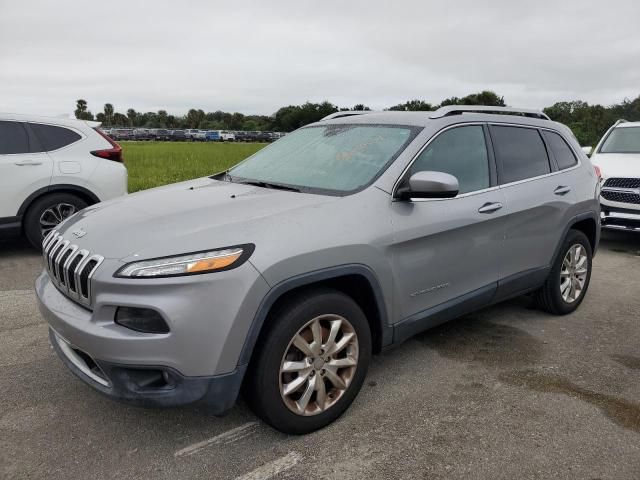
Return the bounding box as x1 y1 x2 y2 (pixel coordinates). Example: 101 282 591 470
18 184 101 216
237 264 393 366
550 210 600 267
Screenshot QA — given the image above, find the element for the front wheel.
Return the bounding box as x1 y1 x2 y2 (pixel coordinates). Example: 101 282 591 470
23 193 88 250
244 289 371 434
534 229 593 315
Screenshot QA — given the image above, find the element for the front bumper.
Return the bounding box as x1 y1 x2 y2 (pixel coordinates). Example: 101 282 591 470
600 204 640 231
49 328 246 411
36 258 270 411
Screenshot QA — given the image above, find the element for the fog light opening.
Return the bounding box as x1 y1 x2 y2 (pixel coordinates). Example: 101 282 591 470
114 307 170 334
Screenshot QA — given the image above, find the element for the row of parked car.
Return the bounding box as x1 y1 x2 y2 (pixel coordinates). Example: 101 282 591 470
102 128 286 143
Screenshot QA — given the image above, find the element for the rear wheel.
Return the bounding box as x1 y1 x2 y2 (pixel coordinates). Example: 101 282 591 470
23 193 87 250
534 229 592 315
244 289 371 434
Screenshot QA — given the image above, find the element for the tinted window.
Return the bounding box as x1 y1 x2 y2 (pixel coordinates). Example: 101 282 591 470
491 126 550 184
0 121 30 154
543 130 577 169
408 125 490 194
30 123 81 151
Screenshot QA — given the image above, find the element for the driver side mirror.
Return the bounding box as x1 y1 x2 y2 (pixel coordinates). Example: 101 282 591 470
581 146 593 157
396 171 459 200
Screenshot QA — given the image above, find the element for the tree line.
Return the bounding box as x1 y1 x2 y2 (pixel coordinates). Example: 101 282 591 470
74 91 640 147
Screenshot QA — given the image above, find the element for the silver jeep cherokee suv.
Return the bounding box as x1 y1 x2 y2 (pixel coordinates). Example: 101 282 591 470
36 106 600 434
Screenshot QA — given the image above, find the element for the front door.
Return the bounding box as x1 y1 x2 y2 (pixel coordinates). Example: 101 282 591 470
389 124 506 324
0 121 52 218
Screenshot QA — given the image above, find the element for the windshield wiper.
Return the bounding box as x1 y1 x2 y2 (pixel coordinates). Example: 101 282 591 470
235 179 301 192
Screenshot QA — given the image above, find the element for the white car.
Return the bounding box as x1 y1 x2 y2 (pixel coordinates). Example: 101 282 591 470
219 130 236 141
588 119 640 231
0 113 128 248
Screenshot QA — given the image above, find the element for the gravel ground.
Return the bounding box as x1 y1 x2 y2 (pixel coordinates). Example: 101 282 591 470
1 230 639 480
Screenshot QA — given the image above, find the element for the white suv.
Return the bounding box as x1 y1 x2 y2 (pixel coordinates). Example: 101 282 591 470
589 120 640 231
0 114 128 248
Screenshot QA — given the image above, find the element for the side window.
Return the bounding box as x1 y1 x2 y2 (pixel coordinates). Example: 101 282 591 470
30 123 81 151
491 126 550 184
408 125 490 194
542 130 578 170
0 121 30 154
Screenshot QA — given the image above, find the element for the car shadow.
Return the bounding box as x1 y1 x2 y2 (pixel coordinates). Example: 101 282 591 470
599 228 640 255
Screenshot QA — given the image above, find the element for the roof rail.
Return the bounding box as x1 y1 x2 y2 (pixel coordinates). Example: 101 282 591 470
429 105 550 121
613 119 628 127
320 111 373 121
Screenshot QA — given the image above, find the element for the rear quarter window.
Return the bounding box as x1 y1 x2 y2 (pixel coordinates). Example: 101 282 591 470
30 123 82 151
490 126 551 184
542 130 577 170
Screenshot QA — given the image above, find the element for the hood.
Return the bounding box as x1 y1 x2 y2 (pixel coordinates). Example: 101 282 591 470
591 153 640 178
57 177 336 260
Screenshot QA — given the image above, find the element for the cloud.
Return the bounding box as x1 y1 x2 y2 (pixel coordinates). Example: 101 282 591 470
1 0 639 117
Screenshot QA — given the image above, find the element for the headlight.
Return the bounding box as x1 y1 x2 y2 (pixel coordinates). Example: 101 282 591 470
115 245 254 278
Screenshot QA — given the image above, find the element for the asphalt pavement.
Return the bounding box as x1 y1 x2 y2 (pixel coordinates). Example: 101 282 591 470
1 230 639 479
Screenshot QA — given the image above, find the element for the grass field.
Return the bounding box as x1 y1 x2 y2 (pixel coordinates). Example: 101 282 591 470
121 142 268 192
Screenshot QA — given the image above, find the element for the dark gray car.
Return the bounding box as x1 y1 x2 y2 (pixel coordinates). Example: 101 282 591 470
36 106 600 434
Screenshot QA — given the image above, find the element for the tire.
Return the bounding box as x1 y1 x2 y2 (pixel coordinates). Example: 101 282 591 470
23 193 88 250
534 229 592 315
244 288 372 434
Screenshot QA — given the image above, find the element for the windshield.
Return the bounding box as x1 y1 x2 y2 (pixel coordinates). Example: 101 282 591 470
600 127 640 154
228 124 418 194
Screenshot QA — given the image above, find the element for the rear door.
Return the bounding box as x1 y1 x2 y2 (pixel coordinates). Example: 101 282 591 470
0 121 53 218
29 122 88 183
489 124 576 297
390 124 507 323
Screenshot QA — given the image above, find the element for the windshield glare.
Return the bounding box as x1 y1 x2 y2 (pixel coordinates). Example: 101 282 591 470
600 127 640 154
228 124 417 193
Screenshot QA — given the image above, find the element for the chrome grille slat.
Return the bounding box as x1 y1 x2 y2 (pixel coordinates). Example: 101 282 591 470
54 240 70 282
41 231 104 308
61 245 79 290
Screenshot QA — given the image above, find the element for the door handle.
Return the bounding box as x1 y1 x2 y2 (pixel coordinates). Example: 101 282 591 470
554 185 571 195
478 202 503 214
14 160 43 166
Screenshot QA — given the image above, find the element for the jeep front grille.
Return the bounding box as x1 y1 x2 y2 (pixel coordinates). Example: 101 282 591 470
42 231 104 307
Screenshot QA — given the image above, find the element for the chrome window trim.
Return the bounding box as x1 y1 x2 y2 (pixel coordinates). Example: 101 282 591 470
391 122 490 201
488 122 582 188
392 121 584 201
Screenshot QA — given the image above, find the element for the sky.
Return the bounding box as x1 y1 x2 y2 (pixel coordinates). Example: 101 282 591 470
1 0 639 118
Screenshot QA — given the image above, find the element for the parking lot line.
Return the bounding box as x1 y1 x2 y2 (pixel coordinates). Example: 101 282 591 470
174 421 259 458
233 452 303 480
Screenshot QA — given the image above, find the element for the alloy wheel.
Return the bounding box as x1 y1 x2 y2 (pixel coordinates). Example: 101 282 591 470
560 244 588 303
279 314 359 416
39 203 77 238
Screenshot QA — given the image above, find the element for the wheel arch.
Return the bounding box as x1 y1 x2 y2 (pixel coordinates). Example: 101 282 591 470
18 184 101 217
550 211 600 268
570 216 598 254
238 265 393 369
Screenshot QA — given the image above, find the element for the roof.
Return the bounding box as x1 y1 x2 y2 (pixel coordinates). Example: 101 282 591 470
616 121 640 128
317 106 555 129
0 112 101 128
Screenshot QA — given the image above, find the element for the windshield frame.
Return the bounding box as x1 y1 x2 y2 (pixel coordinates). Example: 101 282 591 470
598 126 640 154
222 123 423 197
